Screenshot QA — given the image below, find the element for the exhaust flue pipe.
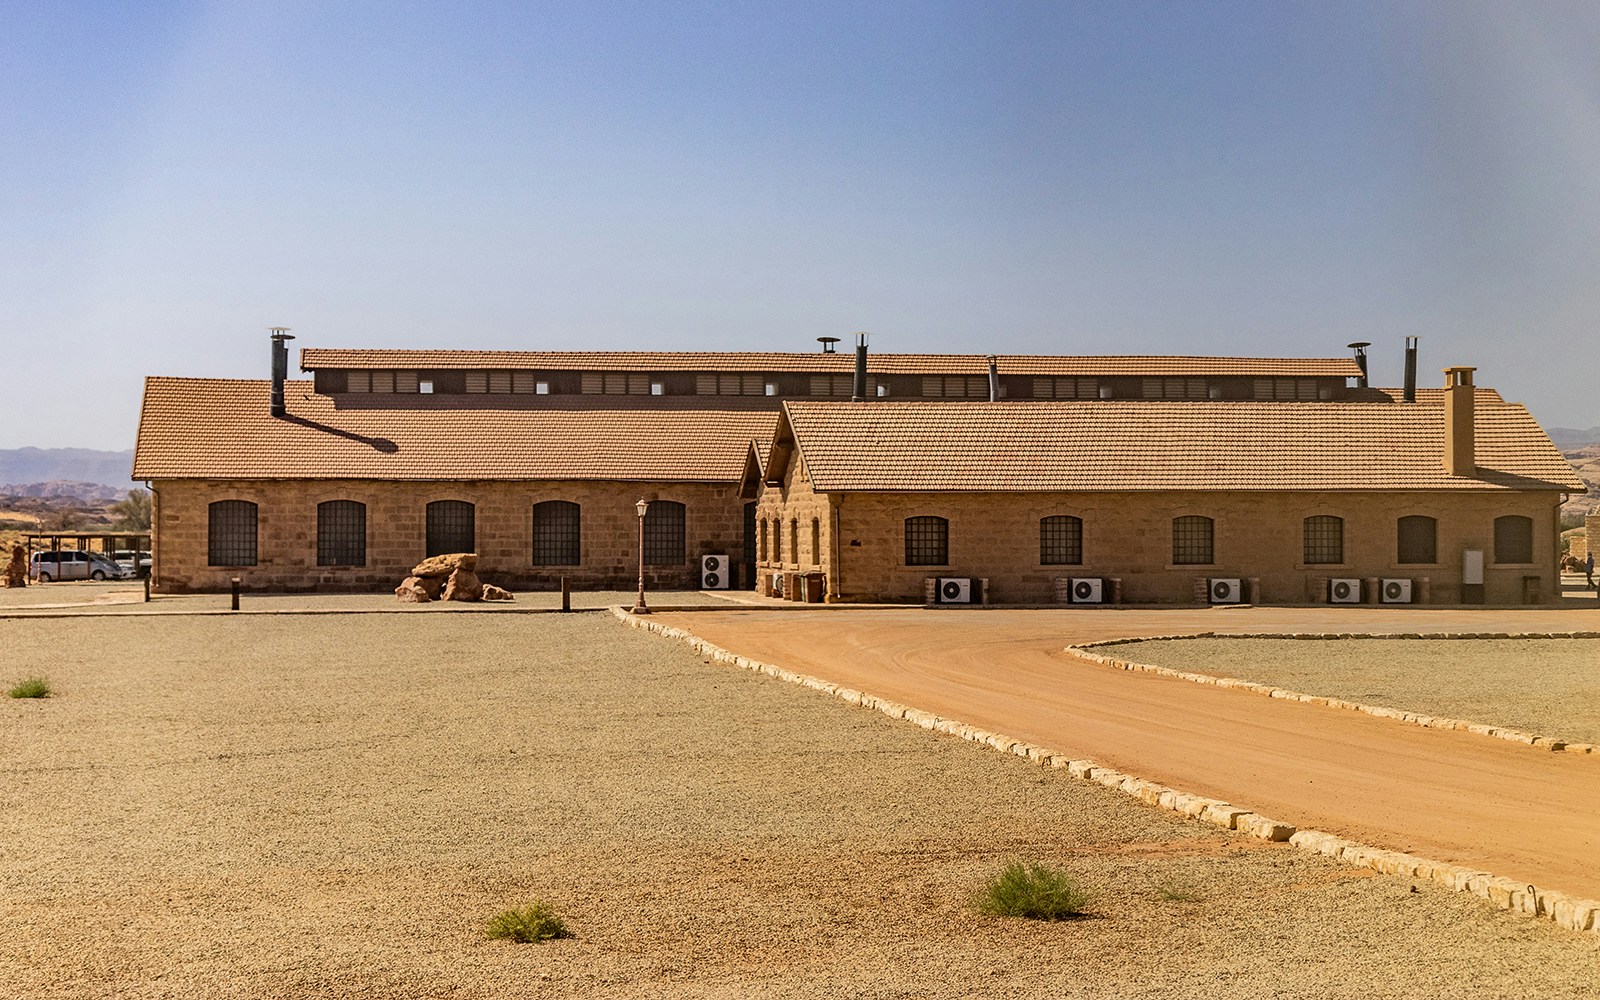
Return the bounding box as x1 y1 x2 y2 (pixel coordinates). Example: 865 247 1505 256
270 327 295 418
1348 342 1370 389
987 355 999 402
1403 337 1418 403
851 332 868 402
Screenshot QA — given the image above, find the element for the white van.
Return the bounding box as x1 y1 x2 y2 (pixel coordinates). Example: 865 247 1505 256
30 550 135 582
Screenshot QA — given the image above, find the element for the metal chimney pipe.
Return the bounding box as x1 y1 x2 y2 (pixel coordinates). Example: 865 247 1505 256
1347 342 1371 389
851 332 868 402
987 355 999 402
269 327 295 417
1403 337 1419 403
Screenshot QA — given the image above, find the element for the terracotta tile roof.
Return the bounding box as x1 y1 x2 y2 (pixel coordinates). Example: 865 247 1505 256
300 348 1362 378
133 379 780 482
780 397 1584 494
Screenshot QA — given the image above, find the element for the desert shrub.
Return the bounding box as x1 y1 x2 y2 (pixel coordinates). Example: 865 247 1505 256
977 860 1093 920
8 677 51 699
485 903 571 943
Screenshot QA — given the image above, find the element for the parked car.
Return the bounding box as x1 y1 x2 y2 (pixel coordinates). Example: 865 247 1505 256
30 550 135 582
112 549 152 577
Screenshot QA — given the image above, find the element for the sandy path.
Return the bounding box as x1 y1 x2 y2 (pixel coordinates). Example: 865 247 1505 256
665 607 1600 901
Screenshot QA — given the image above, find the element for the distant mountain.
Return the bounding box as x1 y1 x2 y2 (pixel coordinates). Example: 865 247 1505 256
0 481 126 503
0 448 134 489
1549 426 1600 448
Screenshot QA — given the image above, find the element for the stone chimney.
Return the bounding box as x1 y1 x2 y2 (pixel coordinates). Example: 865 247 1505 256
1442 366 1476 477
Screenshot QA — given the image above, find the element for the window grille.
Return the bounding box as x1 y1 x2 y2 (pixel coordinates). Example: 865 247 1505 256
1493 515 1533 564
532 501 581 566
1396 515 1437 564
904 516 949 566
1039 515 1083 565
208 500 258 567
1032 377 1099 399
317 500 366 566
644 501 686 565
347 371 371 392
1171 515 1214 565
1302 515 1343 565
426 500 475 557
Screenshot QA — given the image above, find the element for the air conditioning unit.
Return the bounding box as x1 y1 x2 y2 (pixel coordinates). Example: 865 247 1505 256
1209 578 1243 604
701 554 730 590
1329 578 1362 604
770 573 785 598
1069 577 1103 604
1381 578 1413 604
938 578 973 604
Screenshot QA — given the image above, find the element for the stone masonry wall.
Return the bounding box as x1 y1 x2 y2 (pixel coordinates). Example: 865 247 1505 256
754 449 834 597
761 484 1563 605
150 478 746 593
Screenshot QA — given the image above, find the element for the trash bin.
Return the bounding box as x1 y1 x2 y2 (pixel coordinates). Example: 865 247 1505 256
803 573 825 603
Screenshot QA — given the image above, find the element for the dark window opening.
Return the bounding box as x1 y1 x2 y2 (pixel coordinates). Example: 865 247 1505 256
904 516 949 566
317 500 366 566
1397 515 1437 564
644 500 686 565
1172 515 1214 565
532 500 581 566
426 500 475 557
1493 515 1533 564
1040 515 1083 565
208 500 258 567
1302 515 1344 565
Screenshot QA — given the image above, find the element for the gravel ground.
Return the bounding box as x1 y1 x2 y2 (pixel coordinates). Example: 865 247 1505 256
0 585 738 615
3 614 1598 999
1111 638 1600 746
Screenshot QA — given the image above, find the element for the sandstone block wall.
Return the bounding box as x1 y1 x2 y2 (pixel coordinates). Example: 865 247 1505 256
150 478 747 593
760 485 1563 605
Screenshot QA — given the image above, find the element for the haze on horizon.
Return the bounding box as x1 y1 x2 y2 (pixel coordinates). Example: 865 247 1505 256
4 0 1599 451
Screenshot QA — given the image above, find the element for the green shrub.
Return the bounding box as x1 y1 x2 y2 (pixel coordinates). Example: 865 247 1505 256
1153 877 1202 903
977 860 1094 920
8 677 51 699
485 903 571 943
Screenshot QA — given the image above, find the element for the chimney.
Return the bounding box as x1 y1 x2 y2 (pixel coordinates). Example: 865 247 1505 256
851 332 868 402
1347 342 1371 389
1403 337 1418 403
1442 366 1476 477
269 327 295 418
817 336 839 354
987 355 999 402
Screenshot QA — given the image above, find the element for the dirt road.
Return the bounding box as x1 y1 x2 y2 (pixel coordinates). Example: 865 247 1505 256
663 606 1600 902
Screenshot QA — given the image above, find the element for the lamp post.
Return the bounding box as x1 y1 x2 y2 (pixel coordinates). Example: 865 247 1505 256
632 499 651 614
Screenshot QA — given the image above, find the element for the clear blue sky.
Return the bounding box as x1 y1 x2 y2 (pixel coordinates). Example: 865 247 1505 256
4 0 1598 451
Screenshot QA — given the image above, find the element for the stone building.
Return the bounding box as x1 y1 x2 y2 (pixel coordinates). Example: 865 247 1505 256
135 341 1368 593
750 368 1584 605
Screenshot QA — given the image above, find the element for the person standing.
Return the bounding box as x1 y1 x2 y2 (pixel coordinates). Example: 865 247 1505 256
1587 551 1595 588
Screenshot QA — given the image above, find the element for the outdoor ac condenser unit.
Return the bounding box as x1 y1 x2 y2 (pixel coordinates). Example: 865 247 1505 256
938 578 973 604
1329 578 1362 604
1209 578 1243 604
1381 578 1413 604
701 554 730 590
1069 578 1103 604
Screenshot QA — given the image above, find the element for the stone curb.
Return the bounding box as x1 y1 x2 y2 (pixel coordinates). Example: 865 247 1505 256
610 608 1600 936
1065 632 1600 755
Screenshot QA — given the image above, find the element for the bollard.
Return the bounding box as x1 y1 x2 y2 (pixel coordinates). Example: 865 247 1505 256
231 577 241 611
143 574 150 603
561 576 570 613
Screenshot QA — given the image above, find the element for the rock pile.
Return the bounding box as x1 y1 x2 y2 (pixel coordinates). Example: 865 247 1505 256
395 553 514 603
4 545 27 589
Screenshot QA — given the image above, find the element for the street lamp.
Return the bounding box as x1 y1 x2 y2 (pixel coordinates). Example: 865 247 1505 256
632 499 651 614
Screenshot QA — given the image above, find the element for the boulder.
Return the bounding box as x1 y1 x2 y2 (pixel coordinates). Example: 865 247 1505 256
411 552 477 578
442 567 484 602
395 576 432 603
3 545 26 588
418 574 445 601
480 583 514 602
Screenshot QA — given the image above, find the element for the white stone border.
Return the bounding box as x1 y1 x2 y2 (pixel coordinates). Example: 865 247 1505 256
1068 632 1600 755
612 607 1600 935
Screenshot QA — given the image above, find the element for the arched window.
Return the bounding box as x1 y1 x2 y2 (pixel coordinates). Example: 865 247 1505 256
1396 515 1436 565
532 501 581 566
1302 515 1343 565
789 520 799 566
317 500 366 566
1493 515 1533 564
1039 515 1083 565
1171 515 1214 565
904 516 949 566
208 500 258 567
426 500 475 557
644 500 686 565
771 517 782 563
810 518 821 567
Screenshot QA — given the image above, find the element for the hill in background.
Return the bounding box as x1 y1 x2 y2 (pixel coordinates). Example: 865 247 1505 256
0 448 134 492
